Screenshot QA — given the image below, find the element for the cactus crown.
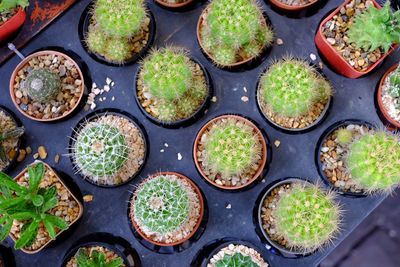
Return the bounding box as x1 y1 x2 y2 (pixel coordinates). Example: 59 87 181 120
260 58 332 118
202 118 262 177
348 2 400 53
273 183 341 252
215 252 258 267
25 68 61 103
94 0 146 38
75 248 124 267
133 175 190 234
388 66 400 110
346 131 400 192
142 48 193 101
336 128 353 145
74 123 129 177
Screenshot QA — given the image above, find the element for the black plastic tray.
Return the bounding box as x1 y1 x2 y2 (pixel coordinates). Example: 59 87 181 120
0 0 396 266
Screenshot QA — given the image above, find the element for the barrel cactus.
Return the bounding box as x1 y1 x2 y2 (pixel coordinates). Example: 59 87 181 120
200 0 273 66
346 131 400 192
273 183 341 252
25 69 61 103
259 58 332 118
215 253 258 267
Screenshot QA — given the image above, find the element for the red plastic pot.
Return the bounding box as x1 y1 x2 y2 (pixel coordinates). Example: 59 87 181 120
0 8 26 42
269 0 319 12
315 0 396 78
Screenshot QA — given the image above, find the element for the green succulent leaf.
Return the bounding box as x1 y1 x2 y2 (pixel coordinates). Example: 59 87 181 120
0 215 13 241
0 172 26 194
15 219 40 249
75 248 124 267
28 163 45 193
0 0 29 12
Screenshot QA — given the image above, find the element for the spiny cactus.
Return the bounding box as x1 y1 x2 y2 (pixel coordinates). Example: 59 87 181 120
104 38 132 64
346 131 400 192
388 66 400 110
25 69 61 103
273 183 341 252
85 27 106 55
202 118 262 178
215 252 258 267
133 175 190 234
0 127 24 166
260 58 332 118
336 128 353 145
201 0 273 66
73 123 129 178
348 2 400 53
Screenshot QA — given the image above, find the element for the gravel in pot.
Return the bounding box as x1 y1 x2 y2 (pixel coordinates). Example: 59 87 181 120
193 115 268 190
256 58 333 132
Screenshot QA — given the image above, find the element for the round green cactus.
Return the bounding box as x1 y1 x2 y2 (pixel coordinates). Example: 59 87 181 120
104 38 132 63
346 131 400 192
215 252 258 267
94 0 146 38
260 59 332 118
273 183 341 252
336 128 353 145
74 123 129 178
25 69 61 103
85 27 106 55
133 175 190 234
202 118 261 177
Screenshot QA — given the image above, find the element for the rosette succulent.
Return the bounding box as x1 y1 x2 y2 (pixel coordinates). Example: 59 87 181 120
215 253 258 267
74 248 124 267
25 69 61 103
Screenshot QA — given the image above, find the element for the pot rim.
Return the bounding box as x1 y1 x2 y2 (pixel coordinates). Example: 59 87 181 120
155 0 194 8
269 0 319 11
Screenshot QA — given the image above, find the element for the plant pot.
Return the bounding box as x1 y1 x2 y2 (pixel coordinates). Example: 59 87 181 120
129 172 205 247
315 119 375 197
79 1 156 66
315 0 395 78
0 244 15 267
0 105 23 173
9 161 84 254
269 0 319 12
376 64 400 130
69 108 148 188
0 8 26 42
9 50 85 122
155 0 195 9
134 56 213 128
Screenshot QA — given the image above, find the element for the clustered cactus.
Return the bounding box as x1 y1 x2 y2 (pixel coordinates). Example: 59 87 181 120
25 69 61 103
259 58 332 118
348 2 400 53
200 0 273 66
273 183 341 252
346 131 400 192
0 126 24 167
202 118 262 179
85 0 147 63
75 248 124 267
387 65 400 110
141 47 207 122
214 252 258 267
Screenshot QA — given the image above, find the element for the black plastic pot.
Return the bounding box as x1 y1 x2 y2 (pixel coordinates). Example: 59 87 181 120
78 1 156 67
61 233 141 267
315 119 375 198
134 56 213 128
68 108 149 188
0 244 15 267
255 59 333 134
0 105 23 174
254 177 314 258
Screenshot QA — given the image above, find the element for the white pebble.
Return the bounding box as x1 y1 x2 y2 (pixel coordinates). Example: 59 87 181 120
90 102 96 110
104 85 110 92
310 53 317 61
106 77 112 85
177 153 182 161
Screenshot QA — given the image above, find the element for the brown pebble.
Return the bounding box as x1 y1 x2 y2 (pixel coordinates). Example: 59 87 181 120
83 195 94 202
54 154 60 164
17 149 26 162
38 146 47 159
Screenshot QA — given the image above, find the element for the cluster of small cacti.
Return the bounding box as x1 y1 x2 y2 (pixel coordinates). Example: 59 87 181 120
202 118 262 178
273 183 341 252
200 0 273 66
388 66 400 110
260 58 332 118
348 2 400 53
25 68 61 103
85 0 147 63
346 131 400 192
141 47 207 122
214 252 259 267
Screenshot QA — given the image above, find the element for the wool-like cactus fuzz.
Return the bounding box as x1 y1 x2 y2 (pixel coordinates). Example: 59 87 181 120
25 68 61 103
336 128 353 145
215 252 259 267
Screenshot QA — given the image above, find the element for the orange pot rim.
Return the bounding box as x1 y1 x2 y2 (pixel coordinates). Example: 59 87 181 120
377 64 400 128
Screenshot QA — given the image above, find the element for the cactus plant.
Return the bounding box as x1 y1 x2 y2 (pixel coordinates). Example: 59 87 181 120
200 0 273 66
259 58 332 118
336 128 353 145
348 2 400 53
25 69 61 103
214 252 258 267
0 127 24 166
0 0 29 12
346 131 400 192
387 65 400 110
75 248 124 267
273 183 341 252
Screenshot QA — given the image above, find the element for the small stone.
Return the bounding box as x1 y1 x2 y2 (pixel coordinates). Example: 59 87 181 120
33 153 39 159
93 88 101 95
38 146 47 159
177 153 182 161
104 85 110 92
106 77 112 85
83 195 94 202
17 149 26 162
15 90 23 98
327 38 336 45
310 53 317 61
276 38 283 45
164 143 169 147
90 102 96 110
211 96 217 102
241 96 249 102
160 149 164 153
274 140 281 148
25 146 32 154
54 154 60 164
226 203 231 209
321 147 329 153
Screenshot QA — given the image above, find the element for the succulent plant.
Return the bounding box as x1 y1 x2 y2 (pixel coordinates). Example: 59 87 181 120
0 126 24 166
104 38 132 64
25 69 61 103
73 123 129 178
273 183 341 252
260 58 332 118
348 2 400 53
201 118 262 178
214 252 258 267
75 248 124 267
336 128 353 145
346 131 400 192
85 27 106 55
388 66 400 109
201 0 273 66
0 0 29 12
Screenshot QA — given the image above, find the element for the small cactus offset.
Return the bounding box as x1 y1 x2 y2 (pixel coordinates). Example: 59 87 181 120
388 66 400 110
215 253 258 267
336 128 353 145
200 0 273 66
25 69 61 103
273 183 341 252
260 58 332 118
346 131 400 192
103 38 132 64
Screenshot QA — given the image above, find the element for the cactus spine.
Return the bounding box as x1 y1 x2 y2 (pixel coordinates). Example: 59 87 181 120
25 69 61 103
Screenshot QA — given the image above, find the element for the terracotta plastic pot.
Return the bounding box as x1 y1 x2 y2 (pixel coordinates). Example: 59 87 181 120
315 0 395 78
377 64 400 129
9 50 85 122
0 8 26 42
155 0 194 9
129 172 205 247
269 0 319 12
